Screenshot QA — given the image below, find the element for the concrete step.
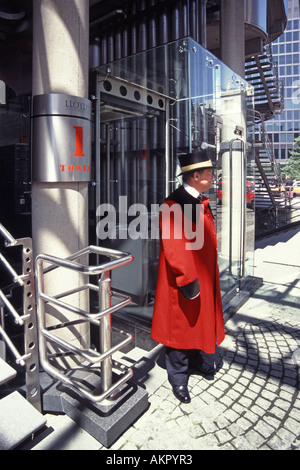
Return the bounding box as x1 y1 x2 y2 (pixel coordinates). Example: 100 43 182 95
0 357 17 386
0 391 47 450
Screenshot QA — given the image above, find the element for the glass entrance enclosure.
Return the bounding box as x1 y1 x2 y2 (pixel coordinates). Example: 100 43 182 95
92 37 255 323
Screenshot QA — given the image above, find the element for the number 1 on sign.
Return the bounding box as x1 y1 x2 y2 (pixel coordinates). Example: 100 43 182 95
73 126 85 157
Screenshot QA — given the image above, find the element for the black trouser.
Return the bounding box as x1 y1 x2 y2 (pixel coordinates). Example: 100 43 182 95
165 348 191 387
165 347 216 387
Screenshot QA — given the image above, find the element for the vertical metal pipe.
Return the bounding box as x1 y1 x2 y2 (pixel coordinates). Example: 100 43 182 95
116 147 122 205
111 128 116 207
151 154 158 205
36 259 47 376
130 2 137 55
195 0 200 43
190 0 198 42
150 116 158 152
182 0 189 37
165 103 170 198
95 76 101 232
89 37 101 69
228 142 233 275
122 25 129 59
115 28 122 60
100 33 107 66
220 0 246 78
241 141 246 279
99 270 112 394
131 119 137 152
106 124 111 205
138 0 148 52
159 1 169 44
131 155 137 206
148 0 157 48
107 30 114 63
199 0 207 48
172 1 180 41
123 121 129 198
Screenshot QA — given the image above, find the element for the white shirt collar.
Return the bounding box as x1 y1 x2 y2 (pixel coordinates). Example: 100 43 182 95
183 183 201 199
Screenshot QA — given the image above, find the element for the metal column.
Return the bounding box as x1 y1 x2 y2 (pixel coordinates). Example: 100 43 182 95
0 223 41 412
99 270 112 395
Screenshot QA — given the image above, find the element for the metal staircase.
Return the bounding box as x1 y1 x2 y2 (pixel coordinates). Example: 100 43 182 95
0 223 46 450
245 40 299 236
254 121 295 235
245 42 284 122
0 221 147 448
255 121 283 207
0 358 46 450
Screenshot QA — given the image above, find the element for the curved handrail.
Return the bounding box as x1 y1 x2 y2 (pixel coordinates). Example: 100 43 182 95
36 245 134 404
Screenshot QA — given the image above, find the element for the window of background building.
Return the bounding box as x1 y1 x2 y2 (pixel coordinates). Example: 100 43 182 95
286 32 293 41
281 133 287 142
268 0 300 163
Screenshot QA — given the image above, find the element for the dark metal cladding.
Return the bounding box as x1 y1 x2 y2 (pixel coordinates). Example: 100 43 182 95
92 0 207 66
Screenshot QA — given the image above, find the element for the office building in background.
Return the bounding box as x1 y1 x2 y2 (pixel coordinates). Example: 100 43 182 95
265 0 300 163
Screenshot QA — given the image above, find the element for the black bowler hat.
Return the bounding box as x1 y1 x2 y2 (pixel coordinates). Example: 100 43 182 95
178 149 213 176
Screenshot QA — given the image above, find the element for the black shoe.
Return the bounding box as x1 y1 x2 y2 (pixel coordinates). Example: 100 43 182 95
172 385 191 404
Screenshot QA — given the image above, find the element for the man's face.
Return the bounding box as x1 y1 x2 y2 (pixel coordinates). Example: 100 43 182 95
193 169 214 193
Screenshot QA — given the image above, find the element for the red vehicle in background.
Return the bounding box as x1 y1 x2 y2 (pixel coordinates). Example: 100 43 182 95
217 181 255 209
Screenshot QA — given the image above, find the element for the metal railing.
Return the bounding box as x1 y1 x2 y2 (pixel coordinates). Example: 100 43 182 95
36 245 134 404
0 223 41 411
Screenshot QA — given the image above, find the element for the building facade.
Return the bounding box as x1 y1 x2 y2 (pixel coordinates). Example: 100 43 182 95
0 1 288 342
264 0 300 163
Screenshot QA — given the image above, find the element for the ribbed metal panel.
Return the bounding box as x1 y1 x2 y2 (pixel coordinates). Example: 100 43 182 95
90 0 207 68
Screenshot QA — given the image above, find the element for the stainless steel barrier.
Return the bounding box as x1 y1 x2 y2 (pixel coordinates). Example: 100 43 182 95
0 223 41 412
36 245 134 404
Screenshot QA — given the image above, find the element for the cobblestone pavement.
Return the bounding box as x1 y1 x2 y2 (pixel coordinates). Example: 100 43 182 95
107 227 300 451
109 315 300 451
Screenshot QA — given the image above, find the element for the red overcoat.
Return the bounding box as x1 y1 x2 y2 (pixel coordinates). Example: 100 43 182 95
151 186 225 354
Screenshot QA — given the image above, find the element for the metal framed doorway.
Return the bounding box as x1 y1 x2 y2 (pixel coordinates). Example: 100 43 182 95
94 71 169 310
91 37 256 324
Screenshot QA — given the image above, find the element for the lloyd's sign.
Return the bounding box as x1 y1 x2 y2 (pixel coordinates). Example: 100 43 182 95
32 93 91 182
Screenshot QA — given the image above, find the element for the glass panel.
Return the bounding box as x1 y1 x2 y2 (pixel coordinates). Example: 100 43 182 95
94 37 255 321
0 94 31 238
187 39 255 296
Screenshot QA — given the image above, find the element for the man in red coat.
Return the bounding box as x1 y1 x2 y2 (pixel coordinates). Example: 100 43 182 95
151 150 225 403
